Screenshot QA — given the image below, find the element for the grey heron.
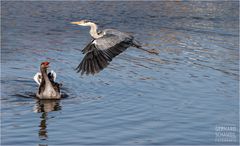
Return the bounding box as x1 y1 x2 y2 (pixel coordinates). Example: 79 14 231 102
71 20 159 75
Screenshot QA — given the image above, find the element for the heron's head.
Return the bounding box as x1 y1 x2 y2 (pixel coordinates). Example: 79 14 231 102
70 20 94 26
41 61 50 69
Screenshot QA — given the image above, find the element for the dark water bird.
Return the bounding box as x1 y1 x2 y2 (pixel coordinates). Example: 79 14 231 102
33 62 62 99
71 20 159 75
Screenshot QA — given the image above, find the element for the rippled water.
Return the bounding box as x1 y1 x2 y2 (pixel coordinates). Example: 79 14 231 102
1 1 239 145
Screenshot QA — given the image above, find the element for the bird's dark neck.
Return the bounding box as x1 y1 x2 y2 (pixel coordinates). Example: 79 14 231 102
40 67 51 84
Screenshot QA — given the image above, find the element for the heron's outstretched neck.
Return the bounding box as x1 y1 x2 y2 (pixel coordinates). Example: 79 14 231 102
89 22 101 39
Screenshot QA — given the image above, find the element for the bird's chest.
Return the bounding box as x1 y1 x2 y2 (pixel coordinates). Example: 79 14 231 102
43 84 57 97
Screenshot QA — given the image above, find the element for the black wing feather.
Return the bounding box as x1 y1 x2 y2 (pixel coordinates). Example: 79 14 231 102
76 33 134 75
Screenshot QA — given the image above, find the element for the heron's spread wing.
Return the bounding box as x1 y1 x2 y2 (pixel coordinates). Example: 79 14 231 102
76 33 134 75
95 34 133 59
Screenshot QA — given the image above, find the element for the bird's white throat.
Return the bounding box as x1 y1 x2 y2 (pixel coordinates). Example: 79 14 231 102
88 22 102 39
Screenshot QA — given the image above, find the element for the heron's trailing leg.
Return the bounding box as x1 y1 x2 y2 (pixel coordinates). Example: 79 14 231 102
132 40 159 55
137 47 159 55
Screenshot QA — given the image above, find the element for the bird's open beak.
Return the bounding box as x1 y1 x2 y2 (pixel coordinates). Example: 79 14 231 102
45 62 50 68
70 21 83 25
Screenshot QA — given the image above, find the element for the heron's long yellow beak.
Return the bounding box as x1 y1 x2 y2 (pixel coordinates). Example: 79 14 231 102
70 21 83 25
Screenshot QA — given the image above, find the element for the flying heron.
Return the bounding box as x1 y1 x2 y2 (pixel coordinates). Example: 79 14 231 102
71 20 159 75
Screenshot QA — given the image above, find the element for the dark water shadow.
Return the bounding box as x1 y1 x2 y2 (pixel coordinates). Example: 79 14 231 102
34 99 62 143
34 99 62 113
13 91 67 144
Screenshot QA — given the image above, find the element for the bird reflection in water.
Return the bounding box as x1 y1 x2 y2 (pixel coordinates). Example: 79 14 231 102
33 99 61 142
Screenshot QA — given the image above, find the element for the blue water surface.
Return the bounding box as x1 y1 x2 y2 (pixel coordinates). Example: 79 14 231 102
1 1 239 145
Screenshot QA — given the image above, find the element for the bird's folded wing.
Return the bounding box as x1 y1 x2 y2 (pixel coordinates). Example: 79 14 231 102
51 70 57 81
48 70 57 82
33 72 42 86
34 70 57 86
